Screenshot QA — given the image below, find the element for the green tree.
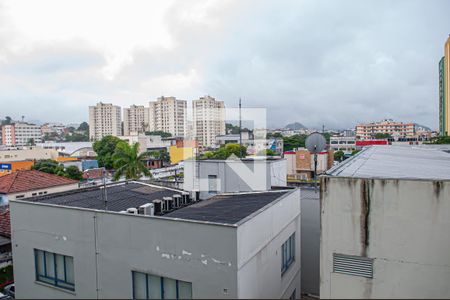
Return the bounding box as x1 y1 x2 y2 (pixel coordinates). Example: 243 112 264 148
112 142 151 181
427 136 450 144
65 133 89 142
200 144 247 159
257 149 276 156
27 138 35 146
64 166 83 180
1 116 12 125
283 134 307 151
145 131 172 138
373 133 391 139
334 150 345 162
32 160 64 174
351 150 361 155
77 122 89 132
148 149 170 163
93 136 125 169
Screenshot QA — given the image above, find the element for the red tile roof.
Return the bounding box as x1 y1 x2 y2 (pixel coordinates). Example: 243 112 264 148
0 170 78 194
0 208 10 237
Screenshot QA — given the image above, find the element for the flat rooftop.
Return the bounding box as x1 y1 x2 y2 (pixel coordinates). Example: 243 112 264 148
326 145 450 180
19 182 292 225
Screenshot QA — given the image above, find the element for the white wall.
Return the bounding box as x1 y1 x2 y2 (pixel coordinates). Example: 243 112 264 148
6 183 79 201
320 177 450 299
236 189 301 299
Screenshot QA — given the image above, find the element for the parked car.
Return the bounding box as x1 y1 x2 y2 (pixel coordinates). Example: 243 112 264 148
3 284 14 298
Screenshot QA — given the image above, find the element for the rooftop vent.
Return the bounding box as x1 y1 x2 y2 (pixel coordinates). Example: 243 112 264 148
138 203 154 216
173 194 182 208
163 196 173 212
126 207 138 215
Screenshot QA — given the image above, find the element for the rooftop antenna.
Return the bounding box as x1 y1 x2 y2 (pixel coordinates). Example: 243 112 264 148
239 98 242 159
306 132 327 193
102 167 108 210
21 115 25 122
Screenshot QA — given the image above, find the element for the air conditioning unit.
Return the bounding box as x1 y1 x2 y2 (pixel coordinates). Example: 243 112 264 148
163 196 174 211
153 199 162 215
138 203 154 216
181 191 190 205
172 194 182 208
126 207 138 215
119 210 127 213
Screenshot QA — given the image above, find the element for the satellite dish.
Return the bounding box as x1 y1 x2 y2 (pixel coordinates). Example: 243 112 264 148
305 132 327 154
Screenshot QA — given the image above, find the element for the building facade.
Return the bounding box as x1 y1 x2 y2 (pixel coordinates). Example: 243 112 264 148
148 97 187 137
11 181 300 299
1 123 42 147
123 105 148 136
88 102 122 141
193 96 226 148
329 136 356 154
356 119 415 140
320 145 450 299
284 149 334 180
439 36 450 136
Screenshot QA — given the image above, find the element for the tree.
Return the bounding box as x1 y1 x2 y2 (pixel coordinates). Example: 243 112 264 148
112 142 151 181
32 160 64 174
93 136 125 169
27 138 35 146
283 134 307 151
373 133 391 139
427 136 450 144
148 149 170 163
257 149 277 156
77 122 89 132
145 131 172 138
64 166 83 180
351 150 361 155
64 133 89 142
334 150 345 162
200 144 247 159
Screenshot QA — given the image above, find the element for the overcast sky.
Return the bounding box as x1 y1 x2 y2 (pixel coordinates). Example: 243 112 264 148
0 0 449 129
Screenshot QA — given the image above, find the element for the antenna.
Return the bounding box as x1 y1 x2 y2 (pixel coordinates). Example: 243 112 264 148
305 132 327 193
239 98 242 159
102 167 108 210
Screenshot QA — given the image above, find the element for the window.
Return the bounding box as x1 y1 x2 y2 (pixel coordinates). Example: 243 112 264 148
208 175 217 194
333 253 373 278
15 195 25 199
34 249 75 291
132 271 192 299
281 233 295 275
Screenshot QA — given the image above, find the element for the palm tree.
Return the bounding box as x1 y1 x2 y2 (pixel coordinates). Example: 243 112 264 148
112 142 151 181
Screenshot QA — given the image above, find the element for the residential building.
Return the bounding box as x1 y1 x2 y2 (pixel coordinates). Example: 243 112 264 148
320 145 450 298
0 170 79 202
0 147 58 162
329 136 356 154
36 142 96 158
40 123 66 136
284 149 334 180
123 105 148 136
192 96 225 148
148 96 187 137
215 132 283 155
0 161 34 177
1 123 42 147
183 158 287 199
355 119 415 140
88 102 122 141
169 139 198 165
439 36 450 136
11 181 300 299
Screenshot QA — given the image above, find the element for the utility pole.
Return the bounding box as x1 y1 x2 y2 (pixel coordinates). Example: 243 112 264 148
102 167 108 210
239 98 242 159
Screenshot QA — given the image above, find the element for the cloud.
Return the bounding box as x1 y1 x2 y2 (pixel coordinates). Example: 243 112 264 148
0 0 449 129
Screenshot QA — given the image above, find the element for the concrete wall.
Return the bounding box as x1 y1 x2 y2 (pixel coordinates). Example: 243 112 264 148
6 183 79 201
11 202 238 299
184 159 286 199
236 189 301 299
320 177 450 299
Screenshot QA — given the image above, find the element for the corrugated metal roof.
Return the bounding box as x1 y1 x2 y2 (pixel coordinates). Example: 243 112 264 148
326 145 450 180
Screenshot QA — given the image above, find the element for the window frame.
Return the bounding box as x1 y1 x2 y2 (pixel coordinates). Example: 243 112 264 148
34 249 75 291
281 233 295 275
132 271 192 299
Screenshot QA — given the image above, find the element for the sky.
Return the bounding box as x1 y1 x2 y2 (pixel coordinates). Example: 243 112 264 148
0 0 449 130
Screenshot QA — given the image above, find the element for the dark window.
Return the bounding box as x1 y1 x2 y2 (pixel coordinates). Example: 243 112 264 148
34 249 75 291
281 233 295 275
132 271 192 299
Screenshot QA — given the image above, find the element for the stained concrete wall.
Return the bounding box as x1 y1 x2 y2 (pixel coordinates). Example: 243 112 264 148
320 177 450 299
236 189 301 299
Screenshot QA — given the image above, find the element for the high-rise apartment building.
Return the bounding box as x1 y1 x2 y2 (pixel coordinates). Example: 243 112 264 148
356 119 415 140
1 123 42 146
439 36 450 136
193 96 225 148
88 102 122 141
148 96 186 137
123 105 148 136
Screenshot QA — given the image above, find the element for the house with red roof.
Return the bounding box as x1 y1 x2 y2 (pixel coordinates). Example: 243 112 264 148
0 170 79 203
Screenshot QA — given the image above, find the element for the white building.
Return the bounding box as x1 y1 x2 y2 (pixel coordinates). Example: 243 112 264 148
320 145 450 299
11 181 300 299
123 105 148 136
88 102 122 141
329 136 356 154
148 96 187 137
1 123 42 147
193 96 225 148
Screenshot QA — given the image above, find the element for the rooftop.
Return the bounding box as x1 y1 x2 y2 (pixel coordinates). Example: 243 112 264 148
0 170 78 194
18 181 292 225
326 145 450 181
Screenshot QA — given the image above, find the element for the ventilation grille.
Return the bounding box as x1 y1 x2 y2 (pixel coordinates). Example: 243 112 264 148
333 253 373 278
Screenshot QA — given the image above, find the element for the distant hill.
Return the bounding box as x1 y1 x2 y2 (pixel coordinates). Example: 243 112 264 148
284 122 307 130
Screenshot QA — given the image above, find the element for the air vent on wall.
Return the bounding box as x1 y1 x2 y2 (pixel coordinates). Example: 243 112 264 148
333 253 373 278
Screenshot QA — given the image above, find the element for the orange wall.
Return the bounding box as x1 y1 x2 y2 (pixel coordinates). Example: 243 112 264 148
0 161 35 177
